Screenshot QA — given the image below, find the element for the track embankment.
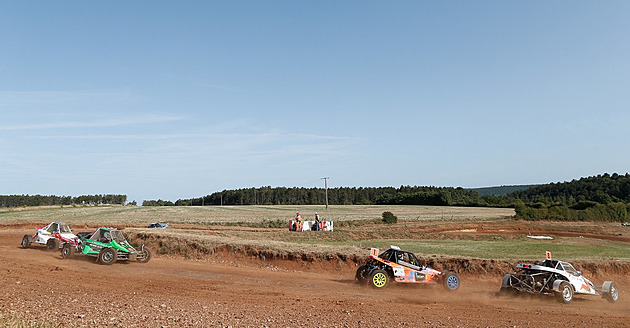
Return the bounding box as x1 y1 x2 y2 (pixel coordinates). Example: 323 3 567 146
127 230 630 278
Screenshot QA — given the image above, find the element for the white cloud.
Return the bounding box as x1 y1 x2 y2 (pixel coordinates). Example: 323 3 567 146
0 115 183 131
0 90 132 106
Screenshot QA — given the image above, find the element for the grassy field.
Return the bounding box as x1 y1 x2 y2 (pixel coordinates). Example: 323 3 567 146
0 204 514 225
344 238 630 260
3 205 629 262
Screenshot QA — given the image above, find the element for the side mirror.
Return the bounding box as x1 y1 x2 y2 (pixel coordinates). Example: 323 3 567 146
576 271 582 276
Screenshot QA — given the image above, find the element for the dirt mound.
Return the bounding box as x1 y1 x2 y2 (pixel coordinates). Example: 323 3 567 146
128 231 363 273
128 231 630 278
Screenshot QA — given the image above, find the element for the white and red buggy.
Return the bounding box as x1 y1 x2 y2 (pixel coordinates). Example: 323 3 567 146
21 222 78 250
500 252 620 304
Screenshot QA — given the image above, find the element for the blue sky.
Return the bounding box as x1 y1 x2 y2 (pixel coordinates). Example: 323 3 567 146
1 1 629 203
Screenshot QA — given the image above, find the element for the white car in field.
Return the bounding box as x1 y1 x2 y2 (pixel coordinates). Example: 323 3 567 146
500 252 619 304
21 222 78 250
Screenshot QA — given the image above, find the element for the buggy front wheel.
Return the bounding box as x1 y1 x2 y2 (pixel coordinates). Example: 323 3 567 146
369 269 389 289
21 235 32 248
442 272 460 292
555 281 573 304
137 247 151 263
604 281 619 303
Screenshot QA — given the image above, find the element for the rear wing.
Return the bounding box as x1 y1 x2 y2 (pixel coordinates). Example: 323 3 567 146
370 247 379 259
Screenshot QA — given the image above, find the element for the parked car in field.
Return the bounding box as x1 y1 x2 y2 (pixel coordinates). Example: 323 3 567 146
61 227 151 265
147 222 168 229
355 246 460 291
500 252 619 304
21 222 77 250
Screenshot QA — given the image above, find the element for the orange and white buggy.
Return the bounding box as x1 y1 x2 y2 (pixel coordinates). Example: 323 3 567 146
356 246 460 291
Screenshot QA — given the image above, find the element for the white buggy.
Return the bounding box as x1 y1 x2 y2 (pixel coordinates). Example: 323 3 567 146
500 252 619 304
21 222 78 250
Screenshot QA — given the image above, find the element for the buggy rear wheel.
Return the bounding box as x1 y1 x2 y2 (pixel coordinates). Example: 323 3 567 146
98 248 117 265
355 265 368 284
369 269 389 289
555 281 573 304
61 243 74 259
442 272 460 292
21 235 32 248
46 239 59 251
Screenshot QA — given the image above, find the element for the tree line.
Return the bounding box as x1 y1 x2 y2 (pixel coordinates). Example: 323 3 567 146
0 194 127 207
509 173 630 222
147 173 630 222
509 173 630 205
157 173 630 210
168 186 486 207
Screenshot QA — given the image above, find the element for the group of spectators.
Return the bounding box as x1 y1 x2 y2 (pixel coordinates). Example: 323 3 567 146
293 211 322 231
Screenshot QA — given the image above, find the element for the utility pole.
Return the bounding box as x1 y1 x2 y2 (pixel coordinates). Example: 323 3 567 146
321 177 329 209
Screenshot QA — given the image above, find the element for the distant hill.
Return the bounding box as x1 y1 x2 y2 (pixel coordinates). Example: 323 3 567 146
471 185 538 196
511 173 630 222
509 173 630 204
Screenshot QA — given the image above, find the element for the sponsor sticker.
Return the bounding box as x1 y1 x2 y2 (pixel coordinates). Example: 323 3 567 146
393 266 405 277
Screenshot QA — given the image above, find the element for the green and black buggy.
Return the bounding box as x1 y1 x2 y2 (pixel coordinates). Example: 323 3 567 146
61 227 151 265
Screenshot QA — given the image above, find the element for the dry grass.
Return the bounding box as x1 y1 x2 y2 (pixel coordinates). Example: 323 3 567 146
0 204 514 226
0 316 59 328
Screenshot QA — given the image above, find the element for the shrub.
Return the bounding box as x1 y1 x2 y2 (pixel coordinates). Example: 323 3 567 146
571 200 598 210
382 211 398 224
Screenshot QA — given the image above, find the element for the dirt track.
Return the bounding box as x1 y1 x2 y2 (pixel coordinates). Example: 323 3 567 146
1 229 628 327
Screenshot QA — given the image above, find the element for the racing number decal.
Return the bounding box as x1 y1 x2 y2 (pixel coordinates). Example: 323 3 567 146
393 266 405 277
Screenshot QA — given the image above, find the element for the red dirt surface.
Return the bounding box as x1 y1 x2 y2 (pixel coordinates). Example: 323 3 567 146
1 229 628 327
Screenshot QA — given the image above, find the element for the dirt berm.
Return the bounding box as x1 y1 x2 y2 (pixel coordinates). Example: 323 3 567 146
128 231 630 278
